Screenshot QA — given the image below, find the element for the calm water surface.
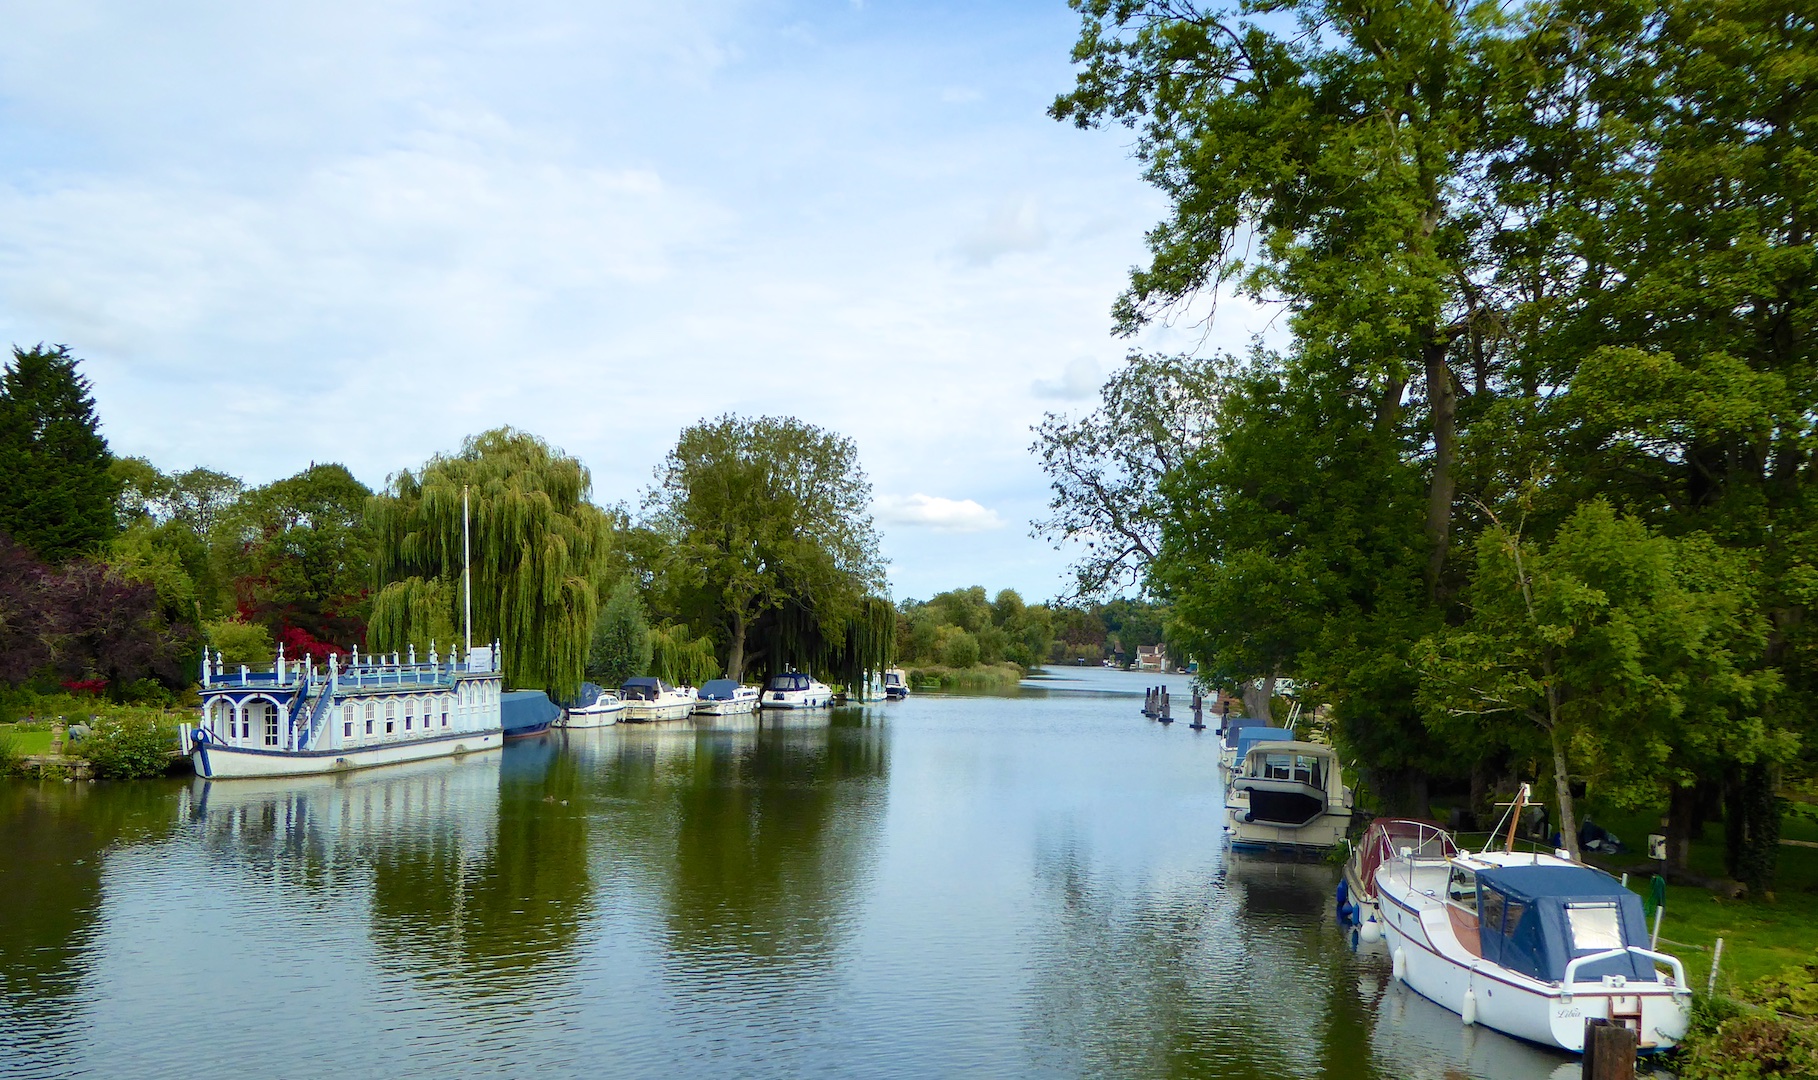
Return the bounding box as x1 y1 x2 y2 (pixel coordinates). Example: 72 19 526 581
0 668 1579 1079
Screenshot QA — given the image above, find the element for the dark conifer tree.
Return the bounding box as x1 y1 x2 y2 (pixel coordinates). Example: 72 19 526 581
0 345 119 562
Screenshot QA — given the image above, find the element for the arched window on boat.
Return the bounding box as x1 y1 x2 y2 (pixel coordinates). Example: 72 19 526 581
364 702 375 736
342 704 355 741
440 697 450 728
404 697 415 731
385 701 396 736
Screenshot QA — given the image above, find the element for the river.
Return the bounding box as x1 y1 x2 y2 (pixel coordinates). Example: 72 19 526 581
0 667 1581 1079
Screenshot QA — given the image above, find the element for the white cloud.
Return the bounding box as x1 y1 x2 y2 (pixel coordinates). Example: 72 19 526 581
873 494 1005 532
1031 356 1103 400
956 196 1046 265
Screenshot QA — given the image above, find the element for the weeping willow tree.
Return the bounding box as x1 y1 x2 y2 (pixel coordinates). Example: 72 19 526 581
647 622 721 687
827 596 897 697
367 428 612 700
754 593 896 695
646 414 887 682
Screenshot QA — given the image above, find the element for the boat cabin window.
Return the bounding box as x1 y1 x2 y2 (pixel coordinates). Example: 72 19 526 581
1565 903 1625 952
768 673 810 692
1446 865 1477 907
1257 753 1325 788
263 703 279 746
1480 887 1505 933
364 703 375 735
343 705 354 739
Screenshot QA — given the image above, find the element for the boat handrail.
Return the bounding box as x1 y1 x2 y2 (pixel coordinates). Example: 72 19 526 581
1560 947 1691 998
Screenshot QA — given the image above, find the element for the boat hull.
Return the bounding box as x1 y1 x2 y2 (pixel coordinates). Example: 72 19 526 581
622 699 695 723
191 728 504 780
1378 887 1690 1052
1225 805 1353 853
693 698 759 716
564 705 623 728
761 692 832 709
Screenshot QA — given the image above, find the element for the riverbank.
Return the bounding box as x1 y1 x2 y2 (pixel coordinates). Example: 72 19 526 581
906 662 1025 693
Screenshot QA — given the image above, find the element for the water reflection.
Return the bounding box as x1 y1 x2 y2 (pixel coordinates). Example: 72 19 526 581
0 676 1584 1079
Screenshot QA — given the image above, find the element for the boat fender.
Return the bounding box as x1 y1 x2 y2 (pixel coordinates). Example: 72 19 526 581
1335 879 1349 914
1461 989 1477 1026
1359 916 1382 945
1392 948 1406 982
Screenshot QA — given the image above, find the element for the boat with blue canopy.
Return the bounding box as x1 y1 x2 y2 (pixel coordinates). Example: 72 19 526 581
693 679 759 716
619 677 696 722
1374 789 1691 1053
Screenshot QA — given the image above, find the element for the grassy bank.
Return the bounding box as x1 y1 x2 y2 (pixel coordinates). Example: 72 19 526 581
906 662 1026 693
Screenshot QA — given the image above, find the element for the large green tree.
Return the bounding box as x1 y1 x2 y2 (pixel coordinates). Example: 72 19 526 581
645 415 885 683
223 463 375 650
0 345 119 563
368 428 612 700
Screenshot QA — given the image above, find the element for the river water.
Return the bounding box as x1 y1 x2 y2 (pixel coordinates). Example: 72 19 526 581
0 667 1581 1079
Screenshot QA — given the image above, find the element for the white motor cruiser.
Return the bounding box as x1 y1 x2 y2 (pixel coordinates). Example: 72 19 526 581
1374 795 1692 1053
618 677 697 722
761 671 834 709
563 682 625 728
1224 739 1353 853
693 678 760 716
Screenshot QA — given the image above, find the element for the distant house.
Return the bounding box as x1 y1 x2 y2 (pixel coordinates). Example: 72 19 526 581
1135 644 1167 672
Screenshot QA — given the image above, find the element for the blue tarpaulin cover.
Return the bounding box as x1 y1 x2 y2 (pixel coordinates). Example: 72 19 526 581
1221 720 1270 749
1474 863 1657 984
1234 728 1296 760
700 679 740 700
501 690 561 734
620 677 669 700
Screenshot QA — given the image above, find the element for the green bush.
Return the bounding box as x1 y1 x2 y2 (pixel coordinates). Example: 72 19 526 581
941 629 980 669
1676 993 1818 1080
83 714 180 780
0 730 19 776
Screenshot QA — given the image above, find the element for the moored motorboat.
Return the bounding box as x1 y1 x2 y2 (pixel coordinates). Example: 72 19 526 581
761 670 833 709
619 677 697 722
185 643 505 780
1219 722 1294 784
1224 739 1353 853
502 689 562 739
562 682 625 728
1375 800 1692 1052
883 668 909 700
693 678 760 716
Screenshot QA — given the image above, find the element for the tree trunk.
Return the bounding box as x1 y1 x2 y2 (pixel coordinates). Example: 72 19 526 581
1241 672 1278 725
1422 339 1458 601
1666 784 1698 871
1550 725 1582 861
725 614 746 682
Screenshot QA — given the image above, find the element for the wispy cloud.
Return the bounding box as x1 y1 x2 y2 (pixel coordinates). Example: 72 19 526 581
956 196 1046 266
1031 356 1102 400
874 493 1005 532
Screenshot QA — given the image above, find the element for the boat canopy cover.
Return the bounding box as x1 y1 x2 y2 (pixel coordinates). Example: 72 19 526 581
565 682 605 709
501 690 562 733
1233 728 1296 760
620 677 671 700
767 672 813 692
1474 863 1657 984
700 679 741 700
1221 720 1272 749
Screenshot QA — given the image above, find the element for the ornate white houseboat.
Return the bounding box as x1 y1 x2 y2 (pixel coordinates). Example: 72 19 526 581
185 642 505 780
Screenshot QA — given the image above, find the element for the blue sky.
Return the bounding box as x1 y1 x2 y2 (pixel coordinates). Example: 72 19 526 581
0 1 1273 602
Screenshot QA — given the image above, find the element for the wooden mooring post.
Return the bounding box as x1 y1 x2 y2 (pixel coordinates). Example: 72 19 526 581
1581 1019 1636 1080
1158 687 1172 724
1189 689 1205 730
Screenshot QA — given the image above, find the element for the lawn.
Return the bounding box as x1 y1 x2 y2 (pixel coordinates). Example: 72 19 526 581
0 723 54 757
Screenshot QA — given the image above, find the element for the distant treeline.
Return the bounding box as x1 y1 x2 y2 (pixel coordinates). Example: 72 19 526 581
896 587 1169 671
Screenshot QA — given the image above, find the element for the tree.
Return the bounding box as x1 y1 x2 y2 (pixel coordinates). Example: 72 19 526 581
1054 1 1503 600
368 428 613 701
587 578 651 688
0 345 119 562
645 415 885 682
0 534 54 685
1032 352 1226 600
1417 502 1777 862
223 463 374 648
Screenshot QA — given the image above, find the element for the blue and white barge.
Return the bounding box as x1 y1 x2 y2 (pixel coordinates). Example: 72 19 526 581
185 643 505 780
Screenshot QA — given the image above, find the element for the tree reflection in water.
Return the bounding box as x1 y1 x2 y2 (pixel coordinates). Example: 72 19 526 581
0 780 181 1077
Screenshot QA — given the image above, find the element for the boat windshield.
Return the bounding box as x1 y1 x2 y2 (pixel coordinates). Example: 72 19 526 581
1565 903 1625 952
1447 864 1477 906
1254 752 1326 788
767 673 810 692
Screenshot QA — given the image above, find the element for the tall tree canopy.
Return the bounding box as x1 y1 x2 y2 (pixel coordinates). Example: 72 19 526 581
645 414 886 683
221 463 375 651
0 345 119 563
368 428 613 700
